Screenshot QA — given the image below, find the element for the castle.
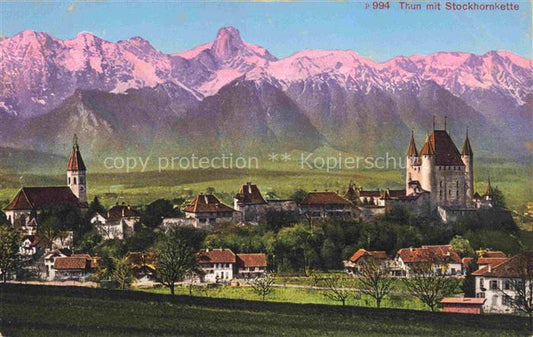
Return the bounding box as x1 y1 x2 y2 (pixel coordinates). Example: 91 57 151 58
405 121 473 208
4 135 88 226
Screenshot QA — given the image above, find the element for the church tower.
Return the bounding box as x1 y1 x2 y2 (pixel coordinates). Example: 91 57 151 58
461 129 474 206
67 134 87 203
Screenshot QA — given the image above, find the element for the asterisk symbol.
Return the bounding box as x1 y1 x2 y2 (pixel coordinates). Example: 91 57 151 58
268 153 279 162
281 153 291 162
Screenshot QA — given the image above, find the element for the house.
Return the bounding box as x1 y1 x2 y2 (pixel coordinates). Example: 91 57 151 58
440 297 486 314
52 254 98 281
44 249 71 281
472 253 532 314
344 249 387 275
395 245 463 277
234 182 268 223
236 253 267 279
127 252 157 284
300 191 357 220
196 249 236 283
184 194 240 228
91 204 140 240
3 135 88 225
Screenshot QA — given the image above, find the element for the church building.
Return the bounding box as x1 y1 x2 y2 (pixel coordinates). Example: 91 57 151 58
4 135 88 226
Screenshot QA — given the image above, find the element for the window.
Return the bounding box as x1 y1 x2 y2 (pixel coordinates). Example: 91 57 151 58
476 292 485 298
73 177 77 184
440 181 443 188
479 278 484 289
490 280 498 290
504 280 511 290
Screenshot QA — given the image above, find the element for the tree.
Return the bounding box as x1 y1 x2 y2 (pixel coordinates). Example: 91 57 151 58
251 273 275 301
0 211 8 226
402 263 461 311
314 273 352 306
142 199 181 229
496 253 533 330
290 189 308 204
462 259 478 298
357 257 395 308
156 227 206 295
491 187 506 208
0 224 20 283
87 196 106 219
449 235 475 257
111 256 133 290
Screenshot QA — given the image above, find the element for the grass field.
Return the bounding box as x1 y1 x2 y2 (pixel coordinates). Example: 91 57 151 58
0 160 530 213
142 283 428 310
1 284 530 336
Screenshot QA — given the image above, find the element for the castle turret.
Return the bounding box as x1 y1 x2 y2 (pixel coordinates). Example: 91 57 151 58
461 129 474 206
406 130 419 192
67 134 87 203
419 133 436 196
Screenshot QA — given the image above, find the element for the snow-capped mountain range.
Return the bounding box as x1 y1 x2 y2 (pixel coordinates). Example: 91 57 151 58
0 27 531 159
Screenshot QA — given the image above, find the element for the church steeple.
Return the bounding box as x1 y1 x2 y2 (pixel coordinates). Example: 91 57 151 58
485 177 493 197
461 128 473 156
67 134 87 203
407 130 418 157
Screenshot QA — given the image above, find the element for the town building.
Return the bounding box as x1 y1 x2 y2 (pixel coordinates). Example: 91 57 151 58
472 253 532 314
90 204 140 240
236 253 267 279
233 182 298 224
394 245 463 277
300 191 357 220
440 297 486 314
184 194 240 228
196 249 236 283
52 254 99 281
4 135 88 226
344 249 387 275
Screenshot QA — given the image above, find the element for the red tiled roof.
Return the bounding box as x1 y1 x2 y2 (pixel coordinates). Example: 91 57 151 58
420 130 464 166
480 251 507 258
107 205 140 220
4 187 84 211
127 252 157 266
237 253 267 267
197 249 236 264
184 194 236 213
462 257 474 269
440 297 485 305
397 245 461 264
359 190 381 197
349 249 387 263
54 257 89 270
67 142 86 171
477 257 510 267
472 253 532 278
301 192 353 206
235 183 267 205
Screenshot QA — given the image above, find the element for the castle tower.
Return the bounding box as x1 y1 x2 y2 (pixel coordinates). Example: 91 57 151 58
419 132 436 196
461 129 474 206
406 130 419 192
67 134 87 203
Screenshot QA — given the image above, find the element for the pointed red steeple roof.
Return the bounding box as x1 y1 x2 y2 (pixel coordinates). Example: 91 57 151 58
461 129 473 156
419 133 435 156
407 130 418 157
67 134 86 172
484 177 493 197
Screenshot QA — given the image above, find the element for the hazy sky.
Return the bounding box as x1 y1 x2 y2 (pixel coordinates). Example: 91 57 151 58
1 1 531 62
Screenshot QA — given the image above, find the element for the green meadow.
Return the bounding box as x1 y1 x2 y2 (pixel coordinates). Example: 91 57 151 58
1 284 529 337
